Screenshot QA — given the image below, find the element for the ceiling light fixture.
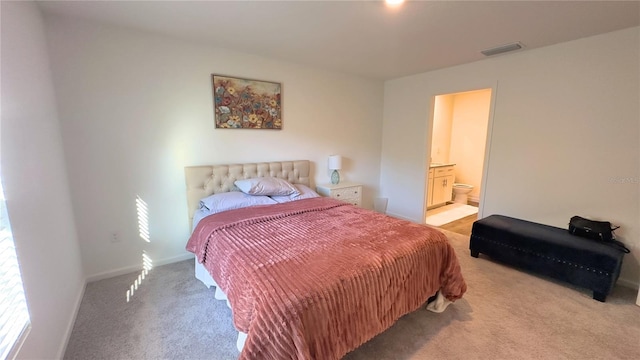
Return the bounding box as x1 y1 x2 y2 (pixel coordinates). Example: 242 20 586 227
481 42 524 57
385 0 405 7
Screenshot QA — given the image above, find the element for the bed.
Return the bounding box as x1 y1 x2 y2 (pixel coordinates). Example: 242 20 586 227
184 160 466 360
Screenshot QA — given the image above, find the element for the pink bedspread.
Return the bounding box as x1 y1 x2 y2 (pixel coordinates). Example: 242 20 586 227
186 197 466 360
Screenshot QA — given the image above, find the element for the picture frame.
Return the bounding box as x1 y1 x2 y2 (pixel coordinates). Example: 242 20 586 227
212 74 282 129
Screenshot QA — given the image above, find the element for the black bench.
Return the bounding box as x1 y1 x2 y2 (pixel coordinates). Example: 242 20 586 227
470 214 625 302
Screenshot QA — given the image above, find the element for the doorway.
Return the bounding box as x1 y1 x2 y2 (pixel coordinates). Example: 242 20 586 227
424 88 494 234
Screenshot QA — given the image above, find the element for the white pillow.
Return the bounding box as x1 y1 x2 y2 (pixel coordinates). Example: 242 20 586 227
199 191 277 214
270 184 320 203
234 177 299 196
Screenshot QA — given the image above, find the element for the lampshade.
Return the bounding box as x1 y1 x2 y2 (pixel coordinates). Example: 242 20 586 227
328 155 342 170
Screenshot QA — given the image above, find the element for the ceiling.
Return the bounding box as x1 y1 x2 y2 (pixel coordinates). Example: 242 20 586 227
37 0 640 80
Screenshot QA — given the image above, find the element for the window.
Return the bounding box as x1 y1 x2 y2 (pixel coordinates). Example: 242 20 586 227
0 178 30 359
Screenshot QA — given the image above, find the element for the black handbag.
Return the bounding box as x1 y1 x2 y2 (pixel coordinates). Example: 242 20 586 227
568 216 629 253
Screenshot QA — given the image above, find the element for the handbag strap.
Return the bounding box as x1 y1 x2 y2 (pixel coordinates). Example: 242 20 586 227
607 239 630 253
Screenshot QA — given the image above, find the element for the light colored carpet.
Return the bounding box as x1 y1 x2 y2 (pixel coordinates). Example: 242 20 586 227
426 204 479 226
64 230 640 360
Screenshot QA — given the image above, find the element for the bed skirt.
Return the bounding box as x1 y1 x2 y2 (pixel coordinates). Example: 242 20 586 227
195 259 248 351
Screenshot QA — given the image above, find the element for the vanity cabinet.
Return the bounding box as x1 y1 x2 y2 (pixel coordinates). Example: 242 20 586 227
427 169 435 207
427 165 455 207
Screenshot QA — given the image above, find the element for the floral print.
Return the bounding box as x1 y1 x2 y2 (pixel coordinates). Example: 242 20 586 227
213 75 282 129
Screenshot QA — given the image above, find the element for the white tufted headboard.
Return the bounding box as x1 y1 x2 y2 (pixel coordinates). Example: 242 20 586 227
184 160 311 226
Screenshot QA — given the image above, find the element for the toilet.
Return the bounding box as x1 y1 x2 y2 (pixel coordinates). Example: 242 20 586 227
452 183 473 204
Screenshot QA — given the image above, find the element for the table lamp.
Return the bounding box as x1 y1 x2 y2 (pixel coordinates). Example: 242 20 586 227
328 155 342 184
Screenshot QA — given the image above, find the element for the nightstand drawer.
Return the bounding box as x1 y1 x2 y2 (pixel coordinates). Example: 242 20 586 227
316 182 363 207
341 198 361 206
332 187 360 200
332 195 361 206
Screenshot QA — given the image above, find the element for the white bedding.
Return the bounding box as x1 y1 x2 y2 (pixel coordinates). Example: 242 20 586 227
191 209 209 232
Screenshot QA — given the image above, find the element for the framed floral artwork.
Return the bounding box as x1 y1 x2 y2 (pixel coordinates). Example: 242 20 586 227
212 74 282 129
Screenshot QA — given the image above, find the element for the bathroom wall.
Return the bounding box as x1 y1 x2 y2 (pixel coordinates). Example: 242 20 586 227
430 95 454 164
449 89 491 202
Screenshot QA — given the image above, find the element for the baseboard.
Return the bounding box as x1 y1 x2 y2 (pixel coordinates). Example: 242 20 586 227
385 211 420 223
85 253 195 283
56 280 86 359
617 277 639 290
86 264 144 283
154 253 195 267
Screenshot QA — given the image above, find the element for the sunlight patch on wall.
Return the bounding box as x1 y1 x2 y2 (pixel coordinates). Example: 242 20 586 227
136 196 150 242
127 195 153 302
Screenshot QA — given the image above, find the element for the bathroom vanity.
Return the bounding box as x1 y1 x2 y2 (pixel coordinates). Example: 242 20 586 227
427 163 455 207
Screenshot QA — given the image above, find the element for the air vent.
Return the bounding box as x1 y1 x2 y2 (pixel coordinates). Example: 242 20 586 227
481 42 524 57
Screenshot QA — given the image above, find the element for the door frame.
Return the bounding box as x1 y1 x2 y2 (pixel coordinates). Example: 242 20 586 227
423 82 498 222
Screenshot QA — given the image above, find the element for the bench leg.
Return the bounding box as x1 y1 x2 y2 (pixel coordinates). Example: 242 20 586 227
593 291 606 302
470 249 479 258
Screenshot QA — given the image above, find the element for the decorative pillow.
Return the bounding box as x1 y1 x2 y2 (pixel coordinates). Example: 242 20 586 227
199 191 277 214
234 177 299 196
270 184 320 203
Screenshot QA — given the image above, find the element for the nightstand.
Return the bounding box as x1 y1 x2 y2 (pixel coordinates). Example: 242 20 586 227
316 182 362 207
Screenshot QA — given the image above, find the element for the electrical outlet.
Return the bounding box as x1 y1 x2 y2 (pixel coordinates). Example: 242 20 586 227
111 232 121 243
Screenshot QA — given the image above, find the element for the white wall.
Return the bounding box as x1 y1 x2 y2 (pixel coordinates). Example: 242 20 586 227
1 1 85 358
43 14 384 280
381 27 640 287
